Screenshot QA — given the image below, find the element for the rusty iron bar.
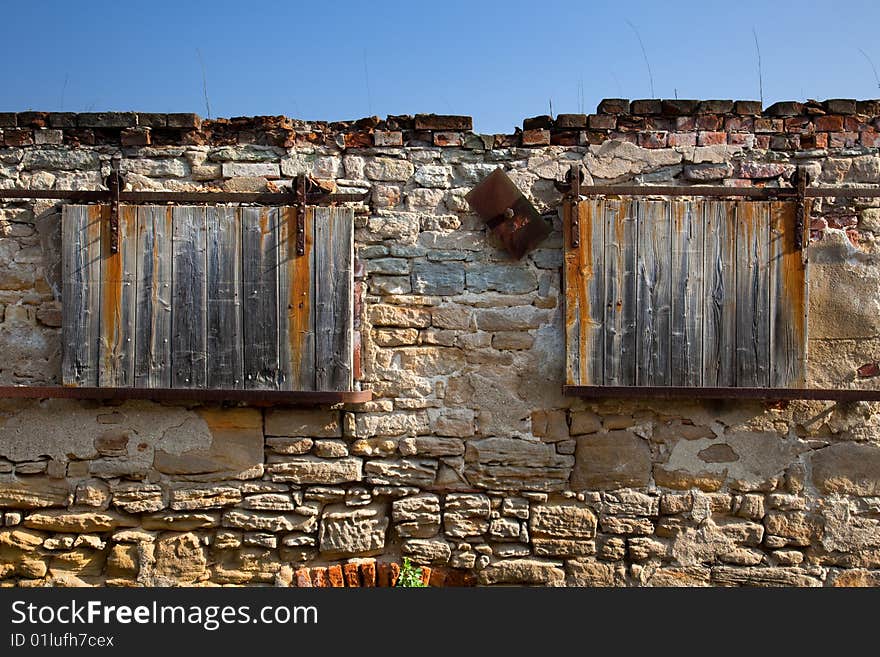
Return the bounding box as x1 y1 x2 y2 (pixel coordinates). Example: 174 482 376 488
568 164 581 248
0 188 370 204
0 385 372 405
794 166 809 251
295 174 307 256
563 385 880 402
3 184 880 202
106 170 122 254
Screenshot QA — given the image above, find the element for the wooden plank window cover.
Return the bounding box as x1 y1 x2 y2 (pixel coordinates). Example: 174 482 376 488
61 205 354 392
563 199 807 389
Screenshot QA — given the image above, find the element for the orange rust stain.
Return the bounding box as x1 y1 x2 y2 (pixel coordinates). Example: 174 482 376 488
100 205 122 372
776 202 807 354
288 206 312 387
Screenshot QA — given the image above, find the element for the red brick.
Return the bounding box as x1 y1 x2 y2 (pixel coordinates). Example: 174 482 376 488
698 131 726 146
770 135 800 150
521 129 550 146
607 131 637 144
360 561 376 587
550 131 580 146
754 118 783 133
166 113 201 129
294 568 312 587
811 217 828 230
638 131 667 148
735 100 763 115
414 114 472 131
588 114 616 130
420 566 433 586
344 131 372 148
311 567 329 587
799 133 828 149
695 114 722 131
783 116 812 133
631 99 662 115
643 118 673 133
727 132 754 147
861 129 880 148
4 128 33 146
829 132 859 148
374 130 403 147
121 127 151 147
668 132 696 147
444 570 477 587
343 563 360 587
814 115 844 132
434 131 463 147
428 568 447 587
845 116 864 132
755 135 771 149
327 565 345 587
16 111 49 128
556 113 588 128
617 115 647 131
725 116 754 132
675 116 696 131
847 229 861 246
765 101 804 116
376 563 391 587
858 362 880 378
390 562 401 587
597 98 630 114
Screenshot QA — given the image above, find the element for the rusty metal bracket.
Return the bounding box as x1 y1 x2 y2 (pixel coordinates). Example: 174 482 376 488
568 164 582 248
794 166 810 252
465 168 551 260
294 174 307 256
105 169 123 254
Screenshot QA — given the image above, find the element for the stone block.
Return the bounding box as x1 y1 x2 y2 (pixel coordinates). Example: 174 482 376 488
571 431 651 490
319 502 388 557
265 409 341 437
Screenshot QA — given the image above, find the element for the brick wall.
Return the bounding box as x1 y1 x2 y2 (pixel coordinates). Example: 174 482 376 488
2 99 880 587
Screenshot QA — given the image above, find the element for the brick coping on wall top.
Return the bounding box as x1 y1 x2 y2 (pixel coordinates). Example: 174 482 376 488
2 98 880 152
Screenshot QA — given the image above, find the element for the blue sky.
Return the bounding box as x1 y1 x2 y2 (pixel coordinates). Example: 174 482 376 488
3 0 880 133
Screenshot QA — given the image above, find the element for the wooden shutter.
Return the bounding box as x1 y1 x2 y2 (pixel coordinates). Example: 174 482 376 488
61 205 354 391
563 199 807 389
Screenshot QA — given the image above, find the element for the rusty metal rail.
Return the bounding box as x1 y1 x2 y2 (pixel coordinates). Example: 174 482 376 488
568 185 880 198
4 185 880 204
0 189 369 204
564 385 880 402
0 386 372 405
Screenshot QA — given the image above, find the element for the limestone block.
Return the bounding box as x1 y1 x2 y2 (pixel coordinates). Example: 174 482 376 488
318 502 388 557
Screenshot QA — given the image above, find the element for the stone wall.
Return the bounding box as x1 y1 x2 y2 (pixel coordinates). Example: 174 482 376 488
2 99 880 587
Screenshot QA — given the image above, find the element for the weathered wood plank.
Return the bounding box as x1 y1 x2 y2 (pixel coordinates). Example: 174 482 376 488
134 206 172 387
735 201 771 387
769 201 807 387
563 201 581 385
171 206 208 388
242 207 280 389
702 201 738 387
206 206 243 389
61 205 102 386
635 200 672 386
564 200 605 386
98 205 138 387
314 206 354 391
669 200 705 386
604 199 637 386
279 206 316 390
